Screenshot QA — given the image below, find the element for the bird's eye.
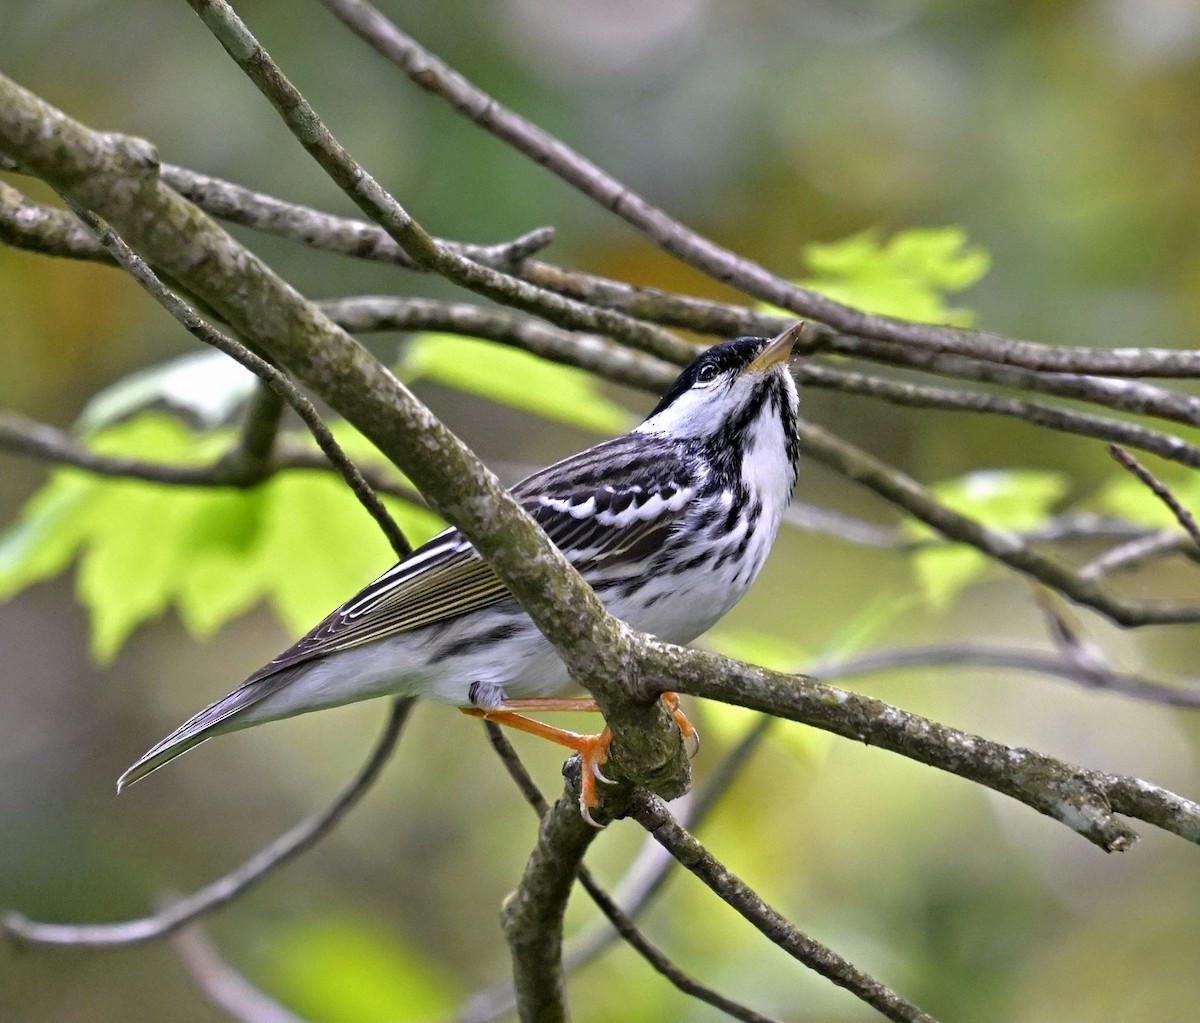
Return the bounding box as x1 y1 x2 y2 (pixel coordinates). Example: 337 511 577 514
696 362 719 383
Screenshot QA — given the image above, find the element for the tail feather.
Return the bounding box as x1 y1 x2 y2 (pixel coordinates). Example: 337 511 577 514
117 667 301 792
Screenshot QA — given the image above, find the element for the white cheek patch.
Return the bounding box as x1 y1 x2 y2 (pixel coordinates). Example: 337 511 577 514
637 379 743 438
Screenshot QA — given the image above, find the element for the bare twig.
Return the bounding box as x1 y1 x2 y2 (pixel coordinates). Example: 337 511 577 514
185 0 694 365
834 337 1200 430
2 699 412 949
1109 444 1200 548
482 724 782 1023
0 410 427 505
630 793 938 1023
62 199 411 558
225 381 286 480
1080 530 1197 580
799 363 1200 471
320 295 681 392
797 419 1200 626
318 0 1200 380
174 924 313 1023
159 162 555 271
813 642 1200 710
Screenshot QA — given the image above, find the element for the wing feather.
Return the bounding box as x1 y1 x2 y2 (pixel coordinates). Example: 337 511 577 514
242 434 699 685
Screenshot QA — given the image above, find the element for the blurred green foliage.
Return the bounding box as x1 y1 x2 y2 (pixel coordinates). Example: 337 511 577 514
797 226 990 326
0 414 443 660
909 469 1070 610
400 333 636 433
261 915 457 1023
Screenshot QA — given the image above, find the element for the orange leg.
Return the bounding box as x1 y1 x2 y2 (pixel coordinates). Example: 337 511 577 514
462 706 612 824
462 692 699 824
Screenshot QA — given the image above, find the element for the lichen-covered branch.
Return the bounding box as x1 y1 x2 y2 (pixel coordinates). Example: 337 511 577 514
500 795 600 1023
649 643 1200 850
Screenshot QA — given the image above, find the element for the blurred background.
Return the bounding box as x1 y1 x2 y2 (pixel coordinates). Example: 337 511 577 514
3 1 1200 1020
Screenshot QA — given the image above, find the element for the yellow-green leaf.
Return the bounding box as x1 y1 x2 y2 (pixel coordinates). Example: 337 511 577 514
0 413 442 661
400 332 635 433
906 469 1068 611
793 226 990 326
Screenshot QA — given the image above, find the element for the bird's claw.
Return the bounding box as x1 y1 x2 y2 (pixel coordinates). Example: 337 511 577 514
576 727 613 828
663 691 700 759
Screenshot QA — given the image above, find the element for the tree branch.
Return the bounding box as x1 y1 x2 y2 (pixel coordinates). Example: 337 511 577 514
185 0 694 365
500 795 600 1023
61 199 411 557
483 723 783 1023
653 644 1200 849
797 419 1200 626
629 793 938 1023
317 0 1200 377
2 699 412 949
0 64 693 835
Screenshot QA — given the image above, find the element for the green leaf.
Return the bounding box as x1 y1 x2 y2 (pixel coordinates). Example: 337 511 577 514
925 469 1070 531
908 469 1069 611
0 413 443 661
794 226 990 326
262 916 456 1023
912 546 990 613
399 332 635 433
0 472 95 601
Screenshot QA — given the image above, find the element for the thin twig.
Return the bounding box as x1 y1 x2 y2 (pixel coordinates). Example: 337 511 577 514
225 381 286 480
630 793 938 1023
159 162 555 272
1080 530 1196 580
62 199 411 558
799 362 1200 470
2 699 413 949
1109 444 1200 548
320 295 681 392
812 642 1200 709
834 336 1200 430
482 724 781 1023
318 0 1200 379
0 411 427 504
797 418 1200 626
174 924 313 1023
185 0 694 366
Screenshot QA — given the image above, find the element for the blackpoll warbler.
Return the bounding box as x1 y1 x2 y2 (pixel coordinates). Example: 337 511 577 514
119 324 803 817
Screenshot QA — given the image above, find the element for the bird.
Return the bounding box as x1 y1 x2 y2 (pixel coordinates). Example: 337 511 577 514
118 323 803 820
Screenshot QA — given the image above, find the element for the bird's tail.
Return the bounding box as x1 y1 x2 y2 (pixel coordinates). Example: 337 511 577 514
117 667 300 792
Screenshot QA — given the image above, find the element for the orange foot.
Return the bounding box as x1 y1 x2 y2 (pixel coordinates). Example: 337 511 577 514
462 693 699 827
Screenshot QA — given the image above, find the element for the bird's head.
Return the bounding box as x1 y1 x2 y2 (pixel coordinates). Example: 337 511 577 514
637 322 802 444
